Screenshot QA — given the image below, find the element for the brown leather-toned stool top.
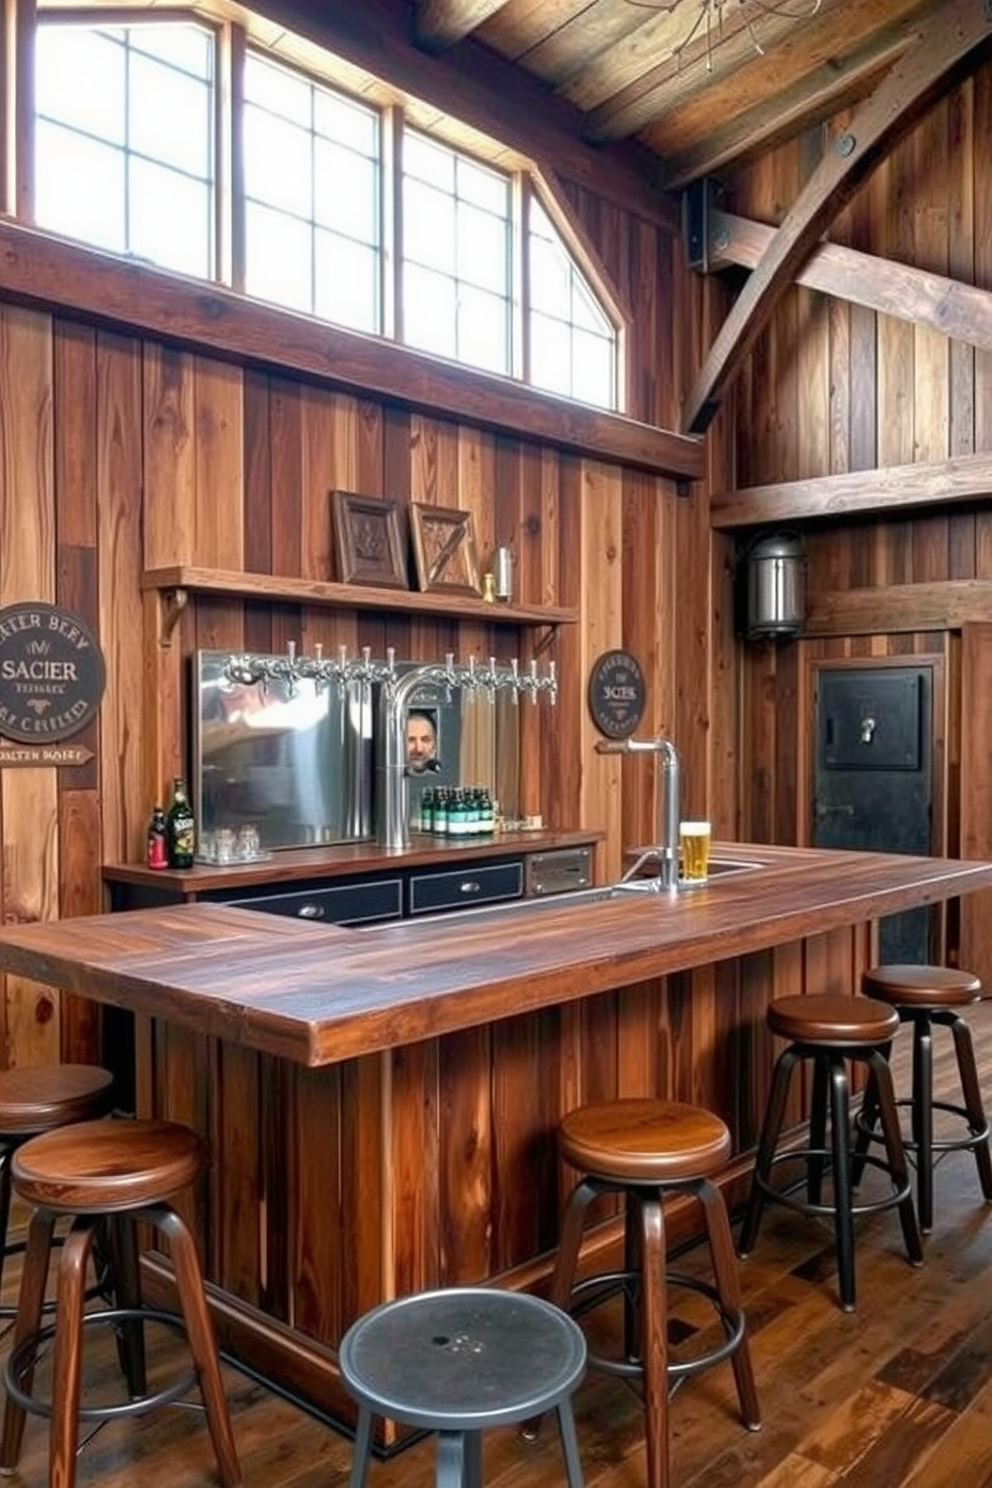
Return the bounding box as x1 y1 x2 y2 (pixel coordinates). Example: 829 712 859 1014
0 1065 114 1137
559 1098 731 1183
768 994 900 1047
862 964 982 1008
12 1118 202 1213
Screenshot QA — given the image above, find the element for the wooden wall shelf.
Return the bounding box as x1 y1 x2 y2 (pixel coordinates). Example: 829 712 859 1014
142 565 577 642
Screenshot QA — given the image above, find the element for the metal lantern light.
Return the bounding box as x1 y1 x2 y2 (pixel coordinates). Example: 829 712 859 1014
743 531 806 641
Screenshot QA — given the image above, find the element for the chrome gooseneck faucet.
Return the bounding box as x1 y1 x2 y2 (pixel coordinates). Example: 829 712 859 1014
595 736 681 891
378 653 557 851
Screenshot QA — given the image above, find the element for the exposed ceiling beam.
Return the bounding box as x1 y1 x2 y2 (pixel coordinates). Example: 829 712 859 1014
710 452 992 529
661 28 914 189
708 210 992 355
682 0 992 436
414 0 510 53
583 0 856 141
260 0 676 230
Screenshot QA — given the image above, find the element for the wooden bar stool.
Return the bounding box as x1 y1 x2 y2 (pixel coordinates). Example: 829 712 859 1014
340 1287 587 1488
539 1098 760 1488
857 964 992 1232
0 1065 115 1316
737 994 923 1311
0 1117 242 1488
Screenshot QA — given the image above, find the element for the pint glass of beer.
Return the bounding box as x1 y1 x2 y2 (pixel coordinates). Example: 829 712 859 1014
679 820 711 882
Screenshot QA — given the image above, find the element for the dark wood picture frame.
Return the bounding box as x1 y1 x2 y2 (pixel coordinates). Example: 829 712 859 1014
408 503 482 598
331 491 409 589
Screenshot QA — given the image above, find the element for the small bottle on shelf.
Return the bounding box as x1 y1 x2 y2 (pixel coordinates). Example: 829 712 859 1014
146 806 168 869
166 777 196 869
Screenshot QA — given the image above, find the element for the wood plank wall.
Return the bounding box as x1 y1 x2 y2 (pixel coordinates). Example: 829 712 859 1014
726 60 992 876
0 185 723 1072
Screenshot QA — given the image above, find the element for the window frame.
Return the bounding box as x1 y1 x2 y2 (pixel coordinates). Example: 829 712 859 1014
21 1 630 414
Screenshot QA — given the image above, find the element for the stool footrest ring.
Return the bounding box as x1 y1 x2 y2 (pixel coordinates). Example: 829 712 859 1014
755 1148 912 1221
4 1308 198 1424
570 1267 745 1391
857 1096 990 1157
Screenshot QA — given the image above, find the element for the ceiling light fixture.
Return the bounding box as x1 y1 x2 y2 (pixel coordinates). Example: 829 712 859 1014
625 0 823 71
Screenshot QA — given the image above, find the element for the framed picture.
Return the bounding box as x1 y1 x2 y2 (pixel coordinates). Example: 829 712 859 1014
331 492 409 589
409 503 482 598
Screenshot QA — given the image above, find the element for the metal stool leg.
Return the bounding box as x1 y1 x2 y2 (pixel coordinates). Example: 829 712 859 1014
867 1050 924 1268
348 1405 375 1488
949 1011 992 1201
638 1195 668 1488
826 1056 856 1312
556 1398 586 1488
738 1046 800 1257
807 1052 829 1206
0 1206 57 1471
911 1014 935 1231
436 1430 476 1488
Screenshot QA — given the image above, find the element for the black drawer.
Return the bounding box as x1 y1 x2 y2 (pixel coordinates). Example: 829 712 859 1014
229 878 403 925
408 860 524 916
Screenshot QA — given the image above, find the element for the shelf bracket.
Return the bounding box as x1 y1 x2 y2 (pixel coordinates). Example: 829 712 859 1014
533 623 560 658
159 588 189 647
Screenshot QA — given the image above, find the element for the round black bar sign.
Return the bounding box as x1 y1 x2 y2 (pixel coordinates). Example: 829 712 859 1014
0 603 106 744
587 650 646 739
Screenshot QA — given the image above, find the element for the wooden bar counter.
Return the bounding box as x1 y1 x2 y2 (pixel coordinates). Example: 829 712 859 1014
1 842 990 1431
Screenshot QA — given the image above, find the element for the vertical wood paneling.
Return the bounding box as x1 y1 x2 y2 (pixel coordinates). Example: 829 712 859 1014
389 1040 439 1298
578 459 623 879
193 359 245 570
97 333 144 864
0 304 58 1064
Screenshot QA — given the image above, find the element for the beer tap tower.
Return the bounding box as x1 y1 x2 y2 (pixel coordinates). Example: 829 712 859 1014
223 645 557 851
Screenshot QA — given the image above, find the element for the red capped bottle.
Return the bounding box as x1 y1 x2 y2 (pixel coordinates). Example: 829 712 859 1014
147 806 168 869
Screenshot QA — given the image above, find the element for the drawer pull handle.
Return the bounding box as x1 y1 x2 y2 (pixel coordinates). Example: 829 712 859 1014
460 880 482 895
297 903 325 919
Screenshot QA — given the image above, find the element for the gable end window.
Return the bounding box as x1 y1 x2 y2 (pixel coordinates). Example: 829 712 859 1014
27 6 621 413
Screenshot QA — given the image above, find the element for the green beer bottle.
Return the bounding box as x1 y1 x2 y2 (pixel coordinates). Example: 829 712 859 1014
166 777 196 869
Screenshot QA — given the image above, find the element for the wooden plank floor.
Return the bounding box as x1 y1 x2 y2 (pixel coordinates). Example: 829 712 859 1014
2 1002 992 1488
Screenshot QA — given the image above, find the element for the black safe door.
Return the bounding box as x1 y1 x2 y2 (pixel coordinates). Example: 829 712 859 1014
813 664 934 964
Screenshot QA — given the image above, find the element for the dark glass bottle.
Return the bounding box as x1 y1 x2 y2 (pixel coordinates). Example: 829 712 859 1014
147 806 168 869
166 777 196 869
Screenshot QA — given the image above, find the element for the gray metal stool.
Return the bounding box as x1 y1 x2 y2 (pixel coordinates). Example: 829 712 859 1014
339 1287 586 1488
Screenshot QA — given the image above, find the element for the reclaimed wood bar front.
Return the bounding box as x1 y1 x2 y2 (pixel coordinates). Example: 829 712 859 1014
1 843 990 1431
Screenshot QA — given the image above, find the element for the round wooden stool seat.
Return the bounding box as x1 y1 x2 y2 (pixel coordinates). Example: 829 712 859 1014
862 963 982 1008
559 1098 730 1183
855 963 992 1231
767 993 900 1046
540 1098 759 1488
12 1117 202 1212
0 1064 114 1136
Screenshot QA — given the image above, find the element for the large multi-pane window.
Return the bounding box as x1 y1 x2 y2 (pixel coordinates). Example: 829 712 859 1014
402 131 512 377
528 196 617 410
34 22 215 279
30 10 619 411
243 53 381 333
